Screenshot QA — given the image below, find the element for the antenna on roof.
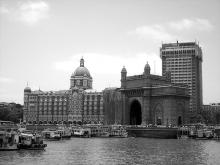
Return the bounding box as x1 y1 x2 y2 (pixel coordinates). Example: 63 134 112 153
27 81 29 87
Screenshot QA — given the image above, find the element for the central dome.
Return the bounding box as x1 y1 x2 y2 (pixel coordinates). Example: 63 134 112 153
71 58 91 78
73 66 91 77
70 57 93 90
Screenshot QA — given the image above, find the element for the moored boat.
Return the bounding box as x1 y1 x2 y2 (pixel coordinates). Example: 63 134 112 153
18 133 47 150
110 125 128 138
126 126 178 139
195 129 214 140
0 121 19 151
42 129 61 140
57 126 72 139
0 128 19 151
72 127 91 138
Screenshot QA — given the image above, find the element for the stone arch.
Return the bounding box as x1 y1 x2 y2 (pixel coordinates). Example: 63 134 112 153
177 103 184 126
130 99 142 125
153 104 164 125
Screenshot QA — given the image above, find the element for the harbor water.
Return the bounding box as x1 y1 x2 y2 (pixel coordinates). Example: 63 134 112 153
1 138 220 165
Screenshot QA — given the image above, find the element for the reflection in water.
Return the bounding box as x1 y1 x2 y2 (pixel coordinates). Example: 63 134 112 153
0 138 220 165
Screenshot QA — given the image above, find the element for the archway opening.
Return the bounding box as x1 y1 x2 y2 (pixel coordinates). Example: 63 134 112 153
178 116 182 126
130 100 142 125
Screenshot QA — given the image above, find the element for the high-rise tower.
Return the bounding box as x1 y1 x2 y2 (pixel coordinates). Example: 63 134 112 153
160 41 203 119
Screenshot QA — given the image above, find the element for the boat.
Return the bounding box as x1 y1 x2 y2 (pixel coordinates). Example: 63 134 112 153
99 131 110 138
126 125 178 139
57 126 72 139
0 128 19 151
87 125 110 137
42 129 61 140
72 127 91 138
110 125 128 138
0 121 20 151
177 127 189 139
195 129 214 140
18 132 47 150
214 126 220 140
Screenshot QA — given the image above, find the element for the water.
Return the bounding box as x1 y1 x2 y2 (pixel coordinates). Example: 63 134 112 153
1 138 220 165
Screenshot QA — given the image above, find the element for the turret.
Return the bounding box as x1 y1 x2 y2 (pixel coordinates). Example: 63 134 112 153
144 62 151 75
121 66 127 80
121 66 127 88
80 57 84 67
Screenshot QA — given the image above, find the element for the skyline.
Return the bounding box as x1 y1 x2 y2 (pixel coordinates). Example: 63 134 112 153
0 0 220 104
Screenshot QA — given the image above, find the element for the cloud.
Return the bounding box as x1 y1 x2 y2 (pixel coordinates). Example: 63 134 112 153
19 1 49 25
0 77 13 83
129 18 214 42
169 18 214 31
129 25 175 42
0 0 49 25
53 52 162 76
0 5 9 14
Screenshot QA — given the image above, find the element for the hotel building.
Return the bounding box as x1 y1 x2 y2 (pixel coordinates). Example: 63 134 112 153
160 42 203 118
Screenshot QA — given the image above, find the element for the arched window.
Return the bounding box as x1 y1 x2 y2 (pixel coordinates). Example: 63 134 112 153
154 104 163 125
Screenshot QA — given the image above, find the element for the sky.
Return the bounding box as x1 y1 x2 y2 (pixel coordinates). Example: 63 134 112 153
0 0 220 104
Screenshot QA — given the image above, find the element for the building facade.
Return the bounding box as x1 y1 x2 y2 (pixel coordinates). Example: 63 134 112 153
201 103 220 124
23 58 104 125
114 62 190 126
160 41 203 119
24 57 190 126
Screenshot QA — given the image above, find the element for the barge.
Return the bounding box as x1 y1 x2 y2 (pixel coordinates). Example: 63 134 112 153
126 126 178 139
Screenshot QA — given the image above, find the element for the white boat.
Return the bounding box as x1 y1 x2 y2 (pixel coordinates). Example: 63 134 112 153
110 125 128 138
57 126 72 139
42 129 61 140
72 127 91 138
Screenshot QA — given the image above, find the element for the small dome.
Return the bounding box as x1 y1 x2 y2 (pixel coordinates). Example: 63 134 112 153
24 86 31 92
121 66 127 73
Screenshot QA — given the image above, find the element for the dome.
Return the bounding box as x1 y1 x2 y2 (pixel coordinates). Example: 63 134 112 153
71 58 91 78
72 66 91 77
24 86 31 92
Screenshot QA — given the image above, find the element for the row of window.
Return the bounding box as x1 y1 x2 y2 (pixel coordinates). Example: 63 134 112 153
161 49 196 55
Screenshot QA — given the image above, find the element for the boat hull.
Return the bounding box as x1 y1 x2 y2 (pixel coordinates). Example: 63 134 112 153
126 127 178 139
0 145 19 151
18 144 47 150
